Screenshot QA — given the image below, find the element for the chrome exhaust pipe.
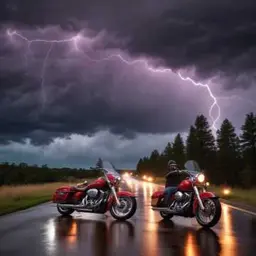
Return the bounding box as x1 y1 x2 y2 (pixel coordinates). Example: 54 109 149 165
152 207 174 213
58 203 84 208
152 201 190 213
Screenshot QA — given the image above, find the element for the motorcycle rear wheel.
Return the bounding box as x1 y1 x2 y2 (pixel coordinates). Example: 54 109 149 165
160 211 173 220
57 204 74 216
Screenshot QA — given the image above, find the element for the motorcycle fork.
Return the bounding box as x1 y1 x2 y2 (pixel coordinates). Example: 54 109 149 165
110 185 121 206
193 186 205 211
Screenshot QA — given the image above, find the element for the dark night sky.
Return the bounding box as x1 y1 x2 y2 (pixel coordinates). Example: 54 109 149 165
0 0 255 167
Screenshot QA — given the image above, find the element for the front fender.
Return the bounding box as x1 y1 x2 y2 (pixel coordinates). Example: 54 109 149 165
193 191 219 214
107 191 136 210
117 191 136 197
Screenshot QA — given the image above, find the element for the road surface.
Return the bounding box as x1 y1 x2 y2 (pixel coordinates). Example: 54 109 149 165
0 179 255 256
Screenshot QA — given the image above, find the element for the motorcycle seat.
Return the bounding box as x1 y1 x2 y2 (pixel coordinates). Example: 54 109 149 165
72 181 88 191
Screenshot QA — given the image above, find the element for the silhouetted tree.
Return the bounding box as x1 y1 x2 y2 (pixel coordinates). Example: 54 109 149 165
194 115 217 180
172 133 186 167
216 119 241 185
136 158 143 175
186 125 199 161
240 112 256 186
135 112 256 187
149 149 160 175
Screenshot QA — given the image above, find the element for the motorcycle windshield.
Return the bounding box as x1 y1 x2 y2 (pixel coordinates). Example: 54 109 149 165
184 160 202 176
102 160 121 178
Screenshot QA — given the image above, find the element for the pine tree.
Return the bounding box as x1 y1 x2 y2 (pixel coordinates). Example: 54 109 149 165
158 142 173 175
163 142 173 159
136 158 143 174
138 157 150 175
240 112 256 185
216 119 241 186
191 115 216 181
186 125 199 162
172 133 186 167
149 149 160 175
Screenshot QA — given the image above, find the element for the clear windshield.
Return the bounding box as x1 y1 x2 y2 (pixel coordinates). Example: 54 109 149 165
184 160 202 176
102 160 121 178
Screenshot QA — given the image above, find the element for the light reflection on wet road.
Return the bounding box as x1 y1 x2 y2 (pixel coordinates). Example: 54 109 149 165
0 178 255 256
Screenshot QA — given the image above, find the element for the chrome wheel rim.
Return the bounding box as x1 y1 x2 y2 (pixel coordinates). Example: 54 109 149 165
160 211 170 216
112 197 133 217
197 199 216 224
58 204 71 212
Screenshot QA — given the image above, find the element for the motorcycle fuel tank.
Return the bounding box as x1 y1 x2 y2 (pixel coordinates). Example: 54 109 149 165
178 179 193 191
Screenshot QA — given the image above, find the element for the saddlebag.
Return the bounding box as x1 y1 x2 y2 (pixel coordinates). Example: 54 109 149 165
52 186 75 203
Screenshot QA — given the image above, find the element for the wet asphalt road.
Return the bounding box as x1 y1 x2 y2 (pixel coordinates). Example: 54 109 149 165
0 178 256 256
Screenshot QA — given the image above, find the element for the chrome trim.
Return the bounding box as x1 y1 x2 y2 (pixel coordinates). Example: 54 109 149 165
111 186 121 206
193 186 205 210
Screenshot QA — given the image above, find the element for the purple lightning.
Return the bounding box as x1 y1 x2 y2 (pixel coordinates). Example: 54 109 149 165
6 29 220 130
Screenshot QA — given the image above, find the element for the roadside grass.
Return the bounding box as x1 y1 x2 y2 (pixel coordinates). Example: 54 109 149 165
0 179 93 216
150 177 256 207
209 185 256 207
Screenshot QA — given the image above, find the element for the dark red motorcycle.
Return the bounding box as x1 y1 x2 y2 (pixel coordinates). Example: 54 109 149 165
52 161 137 221
151 160 221 228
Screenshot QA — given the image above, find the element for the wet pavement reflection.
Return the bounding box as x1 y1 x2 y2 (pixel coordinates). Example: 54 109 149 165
0 178 256 256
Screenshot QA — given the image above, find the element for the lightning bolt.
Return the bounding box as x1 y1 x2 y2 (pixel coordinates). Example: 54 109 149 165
6 29 220 130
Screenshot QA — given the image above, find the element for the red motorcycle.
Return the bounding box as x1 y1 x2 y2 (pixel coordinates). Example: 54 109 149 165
151 160 222 228
52 161 137 221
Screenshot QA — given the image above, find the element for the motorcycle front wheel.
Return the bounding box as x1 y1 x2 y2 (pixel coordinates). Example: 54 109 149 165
195 198 222 228
110 197 137 221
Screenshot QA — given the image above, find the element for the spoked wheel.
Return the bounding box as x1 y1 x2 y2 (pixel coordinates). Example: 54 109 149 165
160 211 173 220
196 198 222 228
57 204 74 216
110 197 137 221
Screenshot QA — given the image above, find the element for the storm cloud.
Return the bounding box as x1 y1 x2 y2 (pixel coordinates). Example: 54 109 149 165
2 0 256 89
0 25 210 144
0 0 255 166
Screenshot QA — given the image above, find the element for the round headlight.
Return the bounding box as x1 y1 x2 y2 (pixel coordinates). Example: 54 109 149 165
197 173 205 183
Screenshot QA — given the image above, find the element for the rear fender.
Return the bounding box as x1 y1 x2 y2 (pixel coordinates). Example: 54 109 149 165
151 191 164 199
151 190 164 207
193 191 219 214
107 191 136 210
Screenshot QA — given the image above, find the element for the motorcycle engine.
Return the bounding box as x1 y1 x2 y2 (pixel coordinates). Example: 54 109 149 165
82 189 104 208
174 191 191 202
172 192 192 212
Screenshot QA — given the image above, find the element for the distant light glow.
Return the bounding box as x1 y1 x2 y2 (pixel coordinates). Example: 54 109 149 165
223 188 231 195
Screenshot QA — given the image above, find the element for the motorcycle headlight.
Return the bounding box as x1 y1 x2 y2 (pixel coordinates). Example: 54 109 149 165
197 173 205 183
115 176 121 184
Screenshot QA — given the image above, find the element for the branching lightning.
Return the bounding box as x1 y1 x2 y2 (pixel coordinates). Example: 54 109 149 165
6 29 221 130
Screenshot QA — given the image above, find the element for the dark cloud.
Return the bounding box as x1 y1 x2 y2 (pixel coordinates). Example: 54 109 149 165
0 27 208 144
0 0 255 150
1 0 256 90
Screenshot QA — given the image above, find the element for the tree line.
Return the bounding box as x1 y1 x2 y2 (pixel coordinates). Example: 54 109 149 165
0 162 101 186
136 112 256 188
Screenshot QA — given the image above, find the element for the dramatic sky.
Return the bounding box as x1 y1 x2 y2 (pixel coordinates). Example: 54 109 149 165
0 0 256 168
